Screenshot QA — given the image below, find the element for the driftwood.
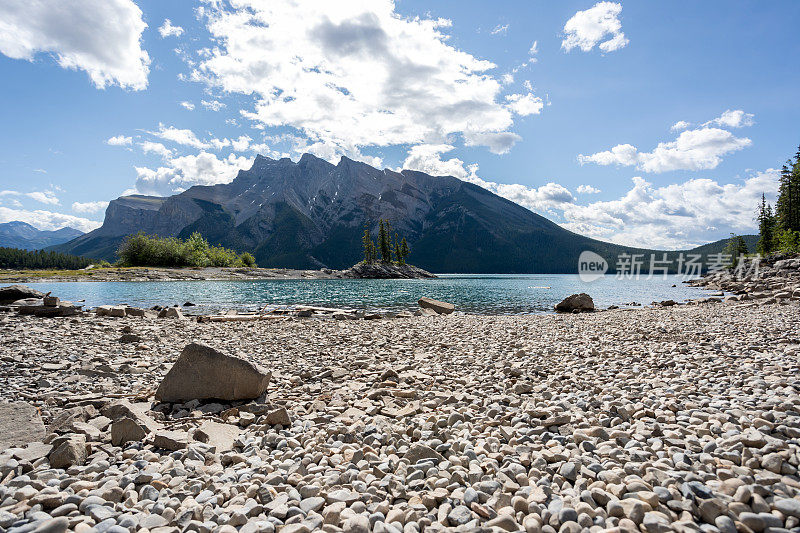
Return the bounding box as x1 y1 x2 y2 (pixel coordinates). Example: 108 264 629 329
198 315 288 323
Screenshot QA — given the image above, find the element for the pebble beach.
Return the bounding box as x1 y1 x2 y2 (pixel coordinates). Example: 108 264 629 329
1 290 800 533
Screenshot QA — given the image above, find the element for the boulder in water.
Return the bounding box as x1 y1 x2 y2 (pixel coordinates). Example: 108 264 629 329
155 342 271 402
554 293 594 313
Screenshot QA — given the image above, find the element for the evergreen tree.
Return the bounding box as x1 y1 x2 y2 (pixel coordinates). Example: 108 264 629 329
362 224 376 264
776 161 798 233
724 233 748 268
399 237 410 265
393 232 401 264
756 193 776 255
0 247 95 270
378 219 391 263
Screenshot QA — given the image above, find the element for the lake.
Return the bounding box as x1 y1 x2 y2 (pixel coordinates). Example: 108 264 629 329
23 274 714 315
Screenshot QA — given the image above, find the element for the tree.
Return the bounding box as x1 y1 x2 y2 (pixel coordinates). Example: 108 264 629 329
724 233 748 268
399 237 410 265
393 232 401 264
756 193 776 255
361 224 376 264
378 219 391 263
776 162 794 232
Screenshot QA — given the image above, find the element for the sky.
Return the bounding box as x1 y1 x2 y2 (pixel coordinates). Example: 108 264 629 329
0 0 798 249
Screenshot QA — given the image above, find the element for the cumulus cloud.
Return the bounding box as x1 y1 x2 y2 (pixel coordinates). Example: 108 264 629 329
559 170 779 248
704 109 755 129
150 124 210 150
0 189 59 205
562 2 628 53
71 201 109 214
135 152 253 195
0 207 101 232
579 126 752 173
106 135 133 146
505 93 544 116
179 101 195 111
670 120 691 132
158 19 184 38
190 0 537 159
577 184 601 194
0 0 150 90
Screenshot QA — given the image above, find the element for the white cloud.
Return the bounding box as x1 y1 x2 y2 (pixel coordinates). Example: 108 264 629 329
577 184 601 194
579 127 752 173
0 189 59 205
106 135 133 146
158 19 184 38
140 141 173 159
505 93 544 116
670 120 691 132
562 2 628 53
179 101 195 111
135 152 253 195
190 0 537 159
705 109 755 129
529 41 539 57
151 124 210 150
0 0 150 90
491 24 509 36
201 99 226 111
559 170 779 248
71 200 109 214
0 207 101 233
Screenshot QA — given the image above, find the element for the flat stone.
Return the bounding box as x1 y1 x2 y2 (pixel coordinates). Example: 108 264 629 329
404 443 445 464
153 430 189 451
0 402 47 451
0 284 44 304
194 420 240 452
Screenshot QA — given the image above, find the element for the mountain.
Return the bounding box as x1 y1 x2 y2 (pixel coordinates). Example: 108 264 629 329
52 153 748 273
0 221 84 250
687 234 759 256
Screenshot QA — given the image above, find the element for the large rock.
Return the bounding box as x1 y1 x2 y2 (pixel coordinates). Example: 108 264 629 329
0 285 44 304
418 297 455 315
155 342 271 402
194 420 241 452
49 434 87 468
0 402 47 451
554 293 595 313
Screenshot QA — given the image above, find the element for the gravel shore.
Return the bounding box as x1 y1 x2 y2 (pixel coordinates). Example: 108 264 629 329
1 299 799 533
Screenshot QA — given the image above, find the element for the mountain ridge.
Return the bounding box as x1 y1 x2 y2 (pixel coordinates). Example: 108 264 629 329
0 221 83 250
51 154 758 273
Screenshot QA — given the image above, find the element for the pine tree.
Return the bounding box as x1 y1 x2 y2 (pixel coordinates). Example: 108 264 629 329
776 161 798 233
362 224 376 264
756 194 775 255
393 233 401 264
724 233 748 268
399 237 410 265
378 220 391 263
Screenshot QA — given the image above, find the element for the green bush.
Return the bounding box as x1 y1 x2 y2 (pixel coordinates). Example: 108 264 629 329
776 229 800 253
117 232 257 268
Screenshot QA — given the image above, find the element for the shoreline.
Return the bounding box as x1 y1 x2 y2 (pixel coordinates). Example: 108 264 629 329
0 263 436 284
1 297 799 532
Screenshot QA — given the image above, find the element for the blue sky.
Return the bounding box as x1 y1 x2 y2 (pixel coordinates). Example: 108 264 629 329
0 0 798 248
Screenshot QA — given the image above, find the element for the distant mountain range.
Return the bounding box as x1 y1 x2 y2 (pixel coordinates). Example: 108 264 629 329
52 153 758 273
0 221 83 250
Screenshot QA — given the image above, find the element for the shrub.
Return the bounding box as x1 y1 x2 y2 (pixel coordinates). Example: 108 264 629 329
776 229 800 253
117 232 257 268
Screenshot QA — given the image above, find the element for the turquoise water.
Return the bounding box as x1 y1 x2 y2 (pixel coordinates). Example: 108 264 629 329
23 274 712 315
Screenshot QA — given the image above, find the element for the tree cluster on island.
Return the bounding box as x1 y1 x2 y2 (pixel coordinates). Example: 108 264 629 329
756 145 800 255
361 220 410 265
